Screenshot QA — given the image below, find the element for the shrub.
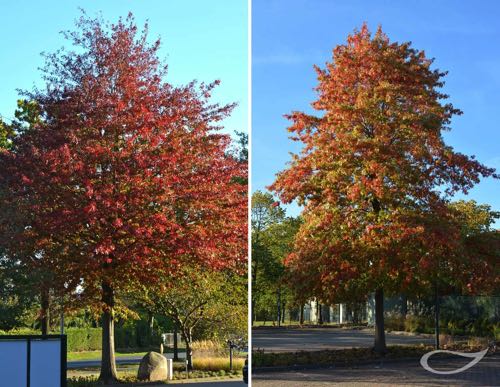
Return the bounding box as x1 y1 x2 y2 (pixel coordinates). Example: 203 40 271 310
192 340 226 357
404 315 428 333
66 328 101 351
384 314 405 331
114 321 162 350
493 323 500 340
439 334 454 347
67 376 98 387
193 357 244 372
252 346 434 368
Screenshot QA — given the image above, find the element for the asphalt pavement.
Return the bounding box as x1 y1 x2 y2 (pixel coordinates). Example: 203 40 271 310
68 352 186 369
151 381 245 386
253 327 434 352
252 354 500 386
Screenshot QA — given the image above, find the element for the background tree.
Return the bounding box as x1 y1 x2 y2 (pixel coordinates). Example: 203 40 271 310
0 117 14 149
271 25 497 353
0 99 62 335
449 200 500 294
0 244 38 330
251 191 284 323
140 266 247 370
258 215 301 325
0 13 246 382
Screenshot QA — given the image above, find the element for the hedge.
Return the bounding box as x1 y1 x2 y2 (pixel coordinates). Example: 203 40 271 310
66 328 102 351
0 325 161 352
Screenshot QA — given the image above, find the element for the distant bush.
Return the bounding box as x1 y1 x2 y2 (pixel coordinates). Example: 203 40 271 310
192 339 225 357
193 356 244 372
253 346 433 368
404 315 433 333
384 314 405 331
384 313 497 339
66 328 101 351
0 325 160 352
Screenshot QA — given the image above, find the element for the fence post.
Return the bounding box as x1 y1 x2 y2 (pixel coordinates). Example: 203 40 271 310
27 338 31 387
434 283 440 350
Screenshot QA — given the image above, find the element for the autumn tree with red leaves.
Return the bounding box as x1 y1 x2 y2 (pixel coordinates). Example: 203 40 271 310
271 25 497 354
0 13 246 382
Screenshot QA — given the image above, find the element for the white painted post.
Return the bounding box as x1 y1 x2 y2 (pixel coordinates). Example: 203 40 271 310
339 304 344 324
166 358 173 380
310 299 317 323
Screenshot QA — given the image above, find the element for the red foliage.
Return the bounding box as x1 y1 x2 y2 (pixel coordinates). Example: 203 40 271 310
0 14 247 300
271 24 497 301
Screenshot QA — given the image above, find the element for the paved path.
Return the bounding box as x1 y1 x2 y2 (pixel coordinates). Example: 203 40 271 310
152 381 244 386
252 355 500 386
68 352 186 369
253 328 434 352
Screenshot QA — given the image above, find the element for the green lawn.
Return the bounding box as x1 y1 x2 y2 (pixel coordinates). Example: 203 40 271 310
67 350 148 361
67 363 242 386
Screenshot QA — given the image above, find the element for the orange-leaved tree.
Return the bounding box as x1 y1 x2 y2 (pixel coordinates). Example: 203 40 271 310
271 25 496 354
0 13 247 382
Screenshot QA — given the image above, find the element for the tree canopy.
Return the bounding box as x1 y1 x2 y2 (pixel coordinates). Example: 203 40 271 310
270 24 497 352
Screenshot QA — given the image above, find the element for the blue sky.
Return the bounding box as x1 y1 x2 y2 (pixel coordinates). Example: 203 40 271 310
0 0 248 137
252 0 500 221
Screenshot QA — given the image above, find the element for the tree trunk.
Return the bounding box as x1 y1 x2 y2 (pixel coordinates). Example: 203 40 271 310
148 311 154 330
299 304 304 325
281 302 286 324
374 288 386 354
40 288 50 335
183 328 193 371
173 324 179 361
251 243 259 326
276 287 281 327
98 282 118 383
147 311 155 346
401 294 408 318
317 302 323 325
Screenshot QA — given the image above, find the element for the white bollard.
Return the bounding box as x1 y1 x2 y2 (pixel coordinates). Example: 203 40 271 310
166 358 173 380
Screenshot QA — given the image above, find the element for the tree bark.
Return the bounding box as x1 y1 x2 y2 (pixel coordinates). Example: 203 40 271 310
98 282 118 383
276 287 281 327
317 302 323 325
183 328 193 371
374 288 386 354
299 304 304 325
147 311 154 346
40 288 50 335
173 324 179 361
401 294 408 318
148 311 154 331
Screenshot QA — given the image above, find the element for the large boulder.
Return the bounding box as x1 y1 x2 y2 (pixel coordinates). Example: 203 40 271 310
137 351 168 381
